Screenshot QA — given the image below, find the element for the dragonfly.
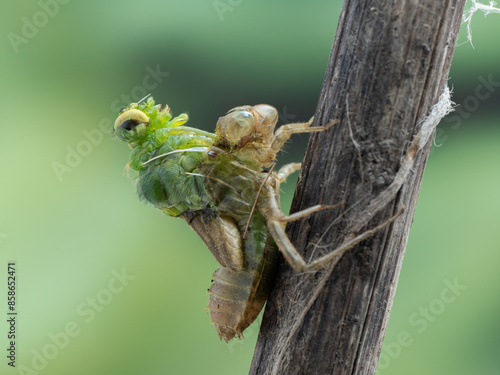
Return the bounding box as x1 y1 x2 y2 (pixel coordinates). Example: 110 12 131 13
113 96 370 342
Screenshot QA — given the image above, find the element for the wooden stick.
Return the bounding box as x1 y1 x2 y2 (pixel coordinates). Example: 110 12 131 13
250 1 466 374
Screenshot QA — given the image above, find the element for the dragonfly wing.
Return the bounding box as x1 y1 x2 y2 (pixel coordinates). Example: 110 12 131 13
182 210 244 272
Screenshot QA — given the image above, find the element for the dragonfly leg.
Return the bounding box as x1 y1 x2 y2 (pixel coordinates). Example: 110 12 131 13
279 204 344 223
270 119 339 156
263 183 404 272
277 163 301 182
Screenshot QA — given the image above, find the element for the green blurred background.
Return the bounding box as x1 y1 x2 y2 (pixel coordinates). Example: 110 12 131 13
1 1 499 374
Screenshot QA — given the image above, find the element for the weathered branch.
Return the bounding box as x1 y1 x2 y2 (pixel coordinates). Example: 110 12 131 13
250 1 465 374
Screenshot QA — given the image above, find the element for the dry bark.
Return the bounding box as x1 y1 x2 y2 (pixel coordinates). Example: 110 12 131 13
249 1 466 374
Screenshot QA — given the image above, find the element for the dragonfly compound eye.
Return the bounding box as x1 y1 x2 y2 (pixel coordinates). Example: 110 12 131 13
114 109 149 131
253 104 278 124
217 109 256 142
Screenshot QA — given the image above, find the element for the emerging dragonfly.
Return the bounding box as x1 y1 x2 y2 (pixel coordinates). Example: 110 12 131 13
113 96 338 342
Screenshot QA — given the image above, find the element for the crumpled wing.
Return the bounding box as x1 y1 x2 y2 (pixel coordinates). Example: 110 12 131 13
182 210 244 272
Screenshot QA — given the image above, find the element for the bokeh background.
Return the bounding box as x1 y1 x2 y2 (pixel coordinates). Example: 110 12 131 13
1 1 499 374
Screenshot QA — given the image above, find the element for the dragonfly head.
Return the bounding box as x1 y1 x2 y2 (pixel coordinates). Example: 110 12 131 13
113 96 188 147
215 104 278 148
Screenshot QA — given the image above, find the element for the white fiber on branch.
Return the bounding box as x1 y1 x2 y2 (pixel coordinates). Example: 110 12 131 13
464 0 500 47
416 86 455 150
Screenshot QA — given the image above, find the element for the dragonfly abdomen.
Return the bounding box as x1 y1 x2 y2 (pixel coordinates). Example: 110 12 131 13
207 210 279 342
207 261 277 342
